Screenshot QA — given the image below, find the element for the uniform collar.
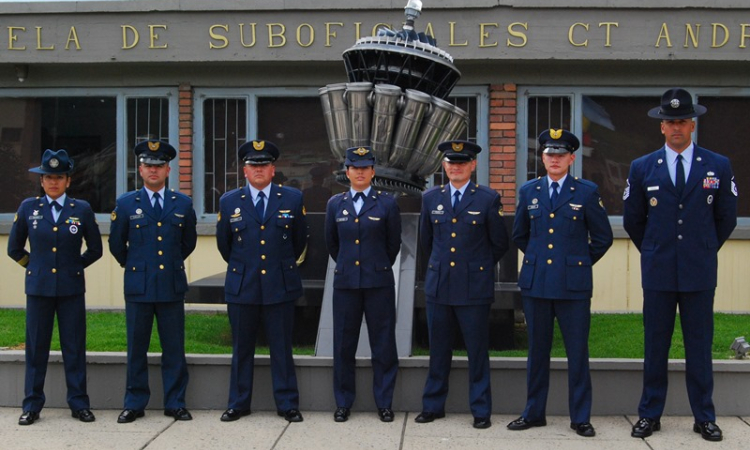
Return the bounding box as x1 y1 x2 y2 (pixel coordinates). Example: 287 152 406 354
46 193 67 205
248 183 272 201
143 186 166 201
665 142 694 165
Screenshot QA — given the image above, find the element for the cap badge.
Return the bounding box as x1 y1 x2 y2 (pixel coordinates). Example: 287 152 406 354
148 141 160 151
49 158 59 168
550 129 563 139
253 141 265 151
670 99 680 109
353 147 369 156
452 142 464 152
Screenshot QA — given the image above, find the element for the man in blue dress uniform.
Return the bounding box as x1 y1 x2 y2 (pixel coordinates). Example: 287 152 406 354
216 140 308 423
325 146 401 423
507 129 613 437
8 149 102 425
109 140 198 423
414 140 509 429
624 88 737 442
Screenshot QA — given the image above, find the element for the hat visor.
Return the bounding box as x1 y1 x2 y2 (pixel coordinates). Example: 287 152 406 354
543 147 574 154
345 159 375 168
442 154 474 162
244 158 274 165
647 104 707 119
139 157 169 165
29 166 71 174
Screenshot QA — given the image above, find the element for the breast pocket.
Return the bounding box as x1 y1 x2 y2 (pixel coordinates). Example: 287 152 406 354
129 218 149 245
171 216 186 241
230 220 247 248
562 209 584 236
528 209 541 237
124 261 146 295
430 214 448 239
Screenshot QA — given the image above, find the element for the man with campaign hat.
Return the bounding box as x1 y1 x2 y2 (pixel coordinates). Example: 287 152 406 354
508 129 612 437
9 149 102 425
216 139 308 423
624 89 737 442
415 140 509 429
324 146 401 423
109 139 197 423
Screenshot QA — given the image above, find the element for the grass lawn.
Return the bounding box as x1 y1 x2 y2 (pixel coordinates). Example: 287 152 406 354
0 309 747 360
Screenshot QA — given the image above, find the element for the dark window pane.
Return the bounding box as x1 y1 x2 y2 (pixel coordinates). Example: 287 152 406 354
0 97 117 214
203 98 246 214
580 96 663 215
696 97 749 217
526 96 571 181
126 97 170 191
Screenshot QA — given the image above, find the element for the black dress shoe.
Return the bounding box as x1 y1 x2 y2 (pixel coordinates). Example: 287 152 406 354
117 409 145 423
220 408 251 422
414 411 445 423
571 422 596 437
333 407 350 422
278 409 304 422
631 417 660 438
378 408 394 423
507 416 547 430
72 408 96 423
693 421 723 442
18 411 39 426
473 417 492 429
164 407 193 421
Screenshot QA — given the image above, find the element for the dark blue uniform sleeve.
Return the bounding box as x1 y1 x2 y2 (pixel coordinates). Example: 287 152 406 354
7 203 30 267
487 193 510 264
293 196 309 262
419 194 433 259
512 188 530 254
386 197 402 266
80 203 103 268
108 201 129 267
583 187 613 264
216 197 232 263
181 203 198 260
324 195 339 262
623 161 647 251
715 161 738 248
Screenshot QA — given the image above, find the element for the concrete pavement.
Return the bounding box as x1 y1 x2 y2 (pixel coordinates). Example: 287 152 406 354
1 408 748 450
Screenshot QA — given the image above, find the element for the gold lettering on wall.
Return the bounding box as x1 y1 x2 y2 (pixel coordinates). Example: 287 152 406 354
8 26 26 50
448 22 468 46
684 24 701 48
66 26 81 50
655 23 672 47
149 25 168 49
371 23 392 36
712 23 729 48
424 22 435 39
122 25 139 49
35 26 54 50
740 24 750 48
297 23 314 47
569 23 589 47
354 22 362 41
479 23 499 48
599 22 618 47
267 23 286 48
240 23 257 48
325 22 343 47
208 24 229 49
507 22 528 47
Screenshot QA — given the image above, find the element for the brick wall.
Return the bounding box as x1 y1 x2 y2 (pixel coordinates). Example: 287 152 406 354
178 82 193 196
488 83 517 214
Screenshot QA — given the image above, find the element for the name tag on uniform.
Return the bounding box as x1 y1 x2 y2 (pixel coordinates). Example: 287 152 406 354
229 216 243 223
647 186 659 191
467 211 481 215
527 204 539 210
431 210 445 215
336 217 348 222
130 214 144 220
368 216 381 221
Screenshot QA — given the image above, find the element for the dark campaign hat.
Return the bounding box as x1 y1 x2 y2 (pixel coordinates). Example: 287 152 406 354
648 88 707 119
134 140 176 165
344 146 376 167
29 149 74 174
437 140 482 162
538 128 580 154
239 140 279 165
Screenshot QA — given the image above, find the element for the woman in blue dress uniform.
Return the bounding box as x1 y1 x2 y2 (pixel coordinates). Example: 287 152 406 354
324 146 402 423
8 149 103 425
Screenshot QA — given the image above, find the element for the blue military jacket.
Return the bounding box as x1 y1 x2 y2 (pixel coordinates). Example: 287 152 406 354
325 190 401 289
216 184 308 305
513 176 613 300
420 183 509 305
623 145 737 292
109 188 197 302
8 196 102 297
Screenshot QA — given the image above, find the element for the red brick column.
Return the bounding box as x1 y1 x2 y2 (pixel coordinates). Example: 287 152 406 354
488 83 517 214
178 82 193 196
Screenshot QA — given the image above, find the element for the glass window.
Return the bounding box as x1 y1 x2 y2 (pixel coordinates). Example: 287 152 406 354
126 97 170 192
524 96 571 181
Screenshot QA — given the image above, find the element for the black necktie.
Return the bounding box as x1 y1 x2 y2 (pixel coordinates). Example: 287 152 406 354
51 201 62 212
453 190 461 210
675 154 685 195
152 192 162 217
353 192 365 203
550 181 559 207
255 191 265 219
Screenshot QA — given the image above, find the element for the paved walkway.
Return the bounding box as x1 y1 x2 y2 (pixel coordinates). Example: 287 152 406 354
1 408 749 449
